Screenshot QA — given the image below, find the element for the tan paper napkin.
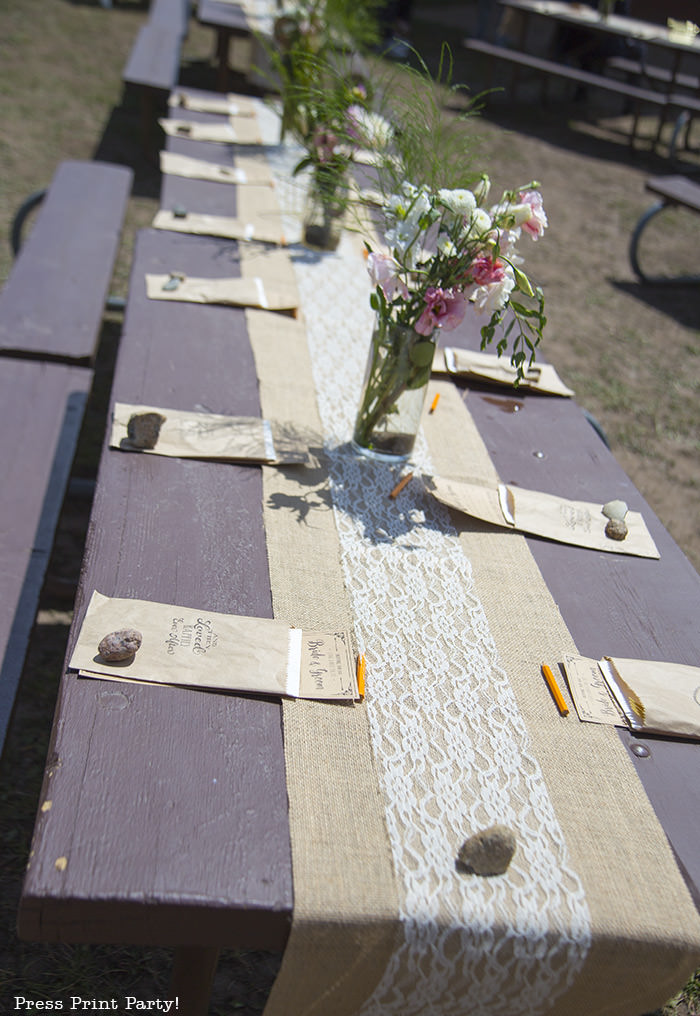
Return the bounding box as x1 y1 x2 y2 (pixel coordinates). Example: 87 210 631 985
159 117 263 145
70 591 359 700
564 654 700 740
159 150 275 186
434 347 575 397
152 208 286 246
145 270 298 312
110 402 308 464
426 475 659 557
168 90 257 116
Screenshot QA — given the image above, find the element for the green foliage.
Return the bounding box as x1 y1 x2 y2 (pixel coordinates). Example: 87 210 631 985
366 44 484 200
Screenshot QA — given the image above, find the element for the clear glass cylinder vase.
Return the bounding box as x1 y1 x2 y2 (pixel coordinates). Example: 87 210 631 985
303 176 347 251
352 314 436 461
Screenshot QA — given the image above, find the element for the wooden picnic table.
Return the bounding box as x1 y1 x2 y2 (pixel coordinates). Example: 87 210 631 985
18 90 700 1016
466 0 700 149
196 0 274 90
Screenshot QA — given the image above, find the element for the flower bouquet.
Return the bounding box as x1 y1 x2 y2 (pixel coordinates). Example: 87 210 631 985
352 50 548 459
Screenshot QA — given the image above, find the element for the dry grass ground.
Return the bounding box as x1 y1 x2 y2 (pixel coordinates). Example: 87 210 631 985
0 0 699 1012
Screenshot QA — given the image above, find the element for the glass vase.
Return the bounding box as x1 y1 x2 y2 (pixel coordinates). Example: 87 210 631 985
352 314 436 461
303 176 347 251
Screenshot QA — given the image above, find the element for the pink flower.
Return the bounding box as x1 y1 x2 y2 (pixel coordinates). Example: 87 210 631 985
367 252 408 301
518 190 547 240
468 254 507 286
415 286 467 335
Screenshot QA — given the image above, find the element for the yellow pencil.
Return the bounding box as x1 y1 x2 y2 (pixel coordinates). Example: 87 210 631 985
429 392 440 413
541 663 569 716
356 654 366 698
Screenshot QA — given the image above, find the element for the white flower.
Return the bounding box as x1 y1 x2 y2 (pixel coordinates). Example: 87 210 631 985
461 207 492 243
473 174 491 203
348 106 393 150
437 188 477 215
437 235 458 257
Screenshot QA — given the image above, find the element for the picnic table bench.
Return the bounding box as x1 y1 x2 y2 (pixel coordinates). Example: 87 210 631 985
0 160 132 755
16 93 700 1016
466 0 700 155
462 37 695 151
629 173 700 283
122 0 191 152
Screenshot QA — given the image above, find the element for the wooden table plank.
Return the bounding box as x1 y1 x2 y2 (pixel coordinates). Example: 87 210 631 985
441 324 700 908
19 228 293 948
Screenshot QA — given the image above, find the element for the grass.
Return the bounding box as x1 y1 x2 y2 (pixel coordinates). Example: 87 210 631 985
0 0 699 1012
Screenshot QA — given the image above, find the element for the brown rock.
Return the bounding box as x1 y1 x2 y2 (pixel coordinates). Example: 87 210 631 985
458 823 516 876
127 412 166 449
605 518 628 541
98 629 143 663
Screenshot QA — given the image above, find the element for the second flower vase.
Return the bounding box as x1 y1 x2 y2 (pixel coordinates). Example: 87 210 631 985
303 177 347 251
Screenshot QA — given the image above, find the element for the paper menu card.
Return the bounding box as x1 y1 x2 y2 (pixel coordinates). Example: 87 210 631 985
152 208 287 246
159 117 263 145
426 475 660 557
435 347 575 398
110 403 308 465
70 591 359 701
563 654 626 725
145 271 299 312
168 91 257 117
563 654 700 740
159 150 275 186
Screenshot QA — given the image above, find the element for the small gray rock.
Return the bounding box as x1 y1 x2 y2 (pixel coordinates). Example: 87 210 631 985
458 823 516 876
98 629 143 663
605 518 628 541
602 498 628 522
127 412 166 449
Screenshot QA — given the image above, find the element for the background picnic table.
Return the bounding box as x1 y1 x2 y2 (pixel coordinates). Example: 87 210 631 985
0 0 698 1012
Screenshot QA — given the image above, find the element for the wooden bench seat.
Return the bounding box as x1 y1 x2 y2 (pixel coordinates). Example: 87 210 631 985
0 159 132 755
148 0 191 36
629 173 700 283
0 160 133 364
606 54 700 94
123 14 188 153
463 37 672 145
0 360 93 755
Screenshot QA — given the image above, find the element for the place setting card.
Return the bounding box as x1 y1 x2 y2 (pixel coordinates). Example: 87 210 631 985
152 208 287 246
159 150 275 186
152 185 288 245
70 591 360 701
433 347 575 397
159 117 263 145
425 476 660 557
562 653 700 740
145 263 299 313
110 403 308 465
168 90 258 117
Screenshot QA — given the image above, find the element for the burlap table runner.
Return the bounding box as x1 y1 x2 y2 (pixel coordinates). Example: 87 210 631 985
237 97 700 1016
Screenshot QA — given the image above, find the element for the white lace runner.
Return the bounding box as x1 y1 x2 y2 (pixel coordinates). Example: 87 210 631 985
260 105 592 1016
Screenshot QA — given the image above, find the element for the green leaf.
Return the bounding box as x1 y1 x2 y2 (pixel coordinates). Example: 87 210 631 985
409 341 435 367
406 364 432 390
